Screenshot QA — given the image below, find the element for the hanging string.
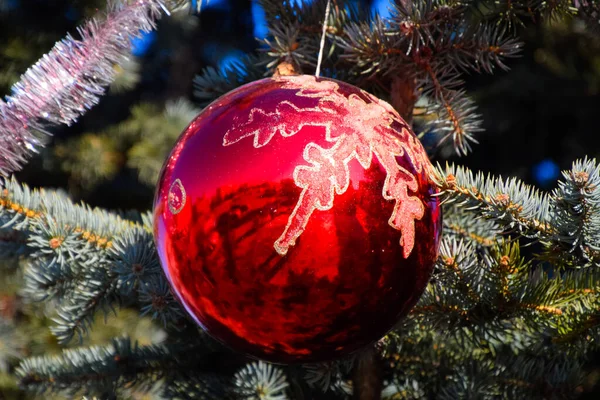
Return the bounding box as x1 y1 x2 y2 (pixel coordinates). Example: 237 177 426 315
315 0 332 78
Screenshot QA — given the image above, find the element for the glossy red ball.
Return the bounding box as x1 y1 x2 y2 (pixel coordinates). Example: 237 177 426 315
153 75 442 363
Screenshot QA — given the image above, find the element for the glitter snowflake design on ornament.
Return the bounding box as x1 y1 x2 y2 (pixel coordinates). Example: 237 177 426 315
223 75 430 258
154 75 442 363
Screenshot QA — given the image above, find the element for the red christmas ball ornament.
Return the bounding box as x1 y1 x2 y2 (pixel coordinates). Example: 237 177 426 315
153 75 442 363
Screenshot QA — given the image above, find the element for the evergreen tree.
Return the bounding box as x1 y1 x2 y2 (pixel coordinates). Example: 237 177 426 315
1 0 600 399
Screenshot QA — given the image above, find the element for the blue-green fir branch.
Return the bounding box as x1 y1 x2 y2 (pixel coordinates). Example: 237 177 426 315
545 157 600 267
110 226 186 328
261 22 316 72
492 349 583 399
436 23 521 75
258 0 361 77
414 237 574 337
421 89 482 156
2 176 133 313
162 373 233 400
381 322 584 400
442 203 500 247
433 163 553 239
28 214 95 268
552 312 600 350
302 358 354 396
228 0 534 156
50 262 118 344
405 233 600 366
0 177 184 343
234 361 289 400
259 0 358 76
0 176 142 241
21 258 75 302
52 99 199 191
337 17 397 78
16 336 209 397
126 99 200 186
260 0 350 35
1 176 190 342
259 0 306 26
111 228 161 296
548 268 600 347
138 269 186 328
340 0 524 155
435 160 600 267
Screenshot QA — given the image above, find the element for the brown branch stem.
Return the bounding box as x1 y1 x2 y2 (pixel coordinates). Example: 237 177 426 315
352 346 383 400
390 75 417 125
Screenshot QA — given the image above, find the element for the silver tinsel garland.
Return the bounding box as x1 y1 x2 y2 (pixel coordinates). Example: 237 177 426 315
0 0 193 176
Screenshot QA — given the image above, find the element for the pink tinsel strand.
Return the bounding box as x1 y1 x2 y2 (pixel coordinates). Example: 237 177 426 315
0 0 169 176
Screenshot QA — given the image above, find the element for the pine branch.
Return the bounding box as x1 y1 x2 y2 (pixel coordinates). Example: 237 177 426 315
261 21 316 73
233 361 289 400
443 203 500 247
163 373 232 400
337 17 400 78
544 158 600 267
259 0 306 26
468 0 576 28
536 0 578 21
438 23 522 74
260 0 353 36
110 223 186 328
433 163 553 238
259 0 355 76
553 312 600 347
193 56 266 104
111 228 161 296
55 133 123 191
126 99 199 186
0 0 193 176
382 318 585 399
16 337 208 396
303 359 353 395
138 271 186 328
435 160 600 268
413 235 592 340
421 84 482 156
1 175 190 344
22 258 75 302
335 1 522 155
407 232 600 360
52 99 197 191
50 263 118 344
0 177 185 342
0 175 141 243
494 349 583 399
